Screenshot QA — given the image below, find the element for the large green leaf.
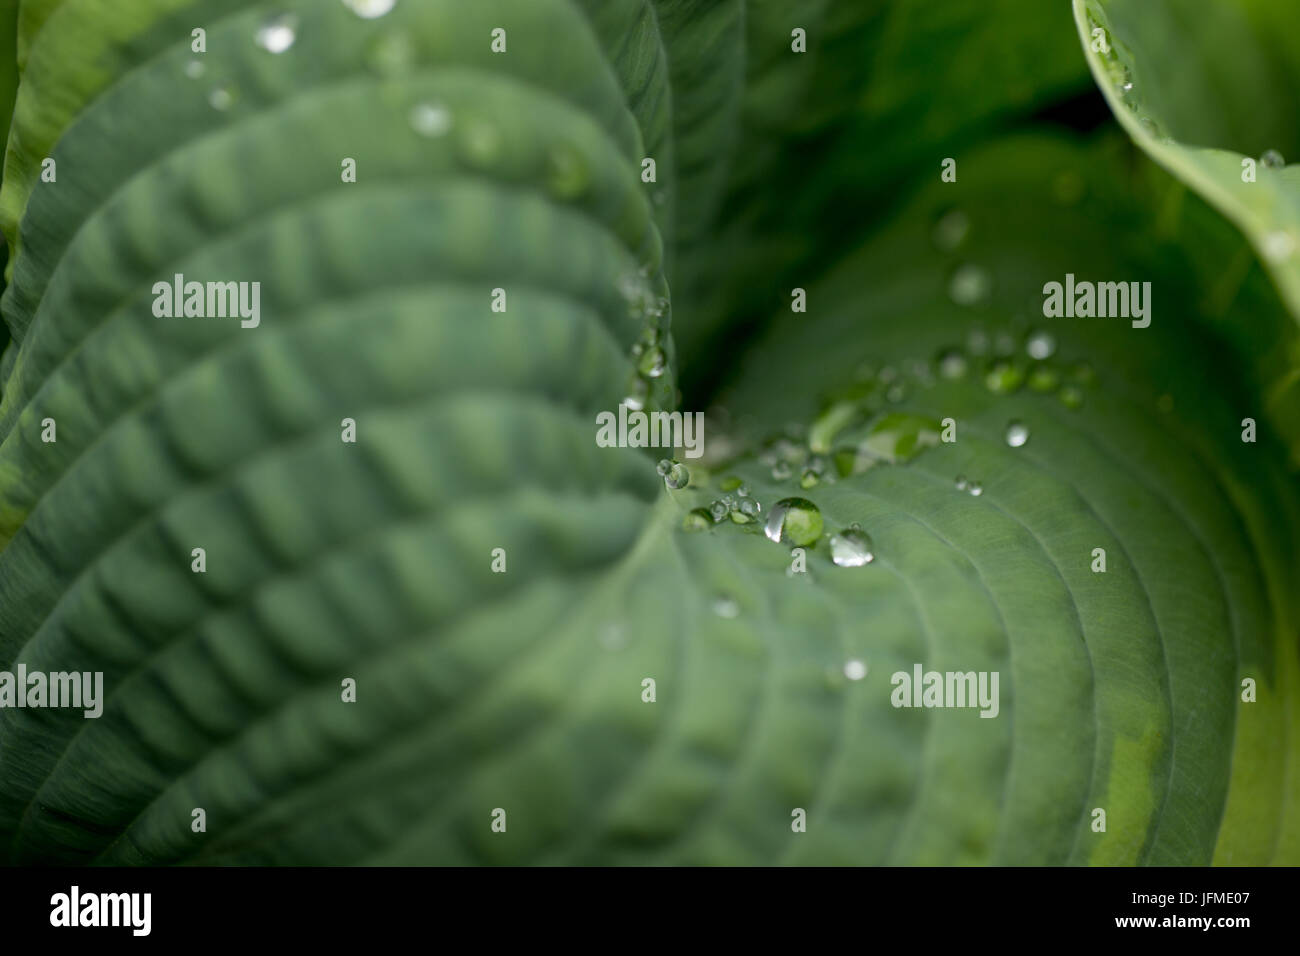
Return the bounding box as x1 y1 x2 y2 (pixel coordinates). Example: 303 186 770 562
0 0 1296 867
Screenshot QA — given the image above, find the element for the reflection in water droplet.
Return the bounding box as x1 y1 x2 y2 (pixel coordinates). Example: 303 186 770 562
683 508 713 531
765 497 824 547
949 264 992 306
1261 149 1286 169
844 659 868 681
936 348 968 379
255 14 298 54
1026 329 1056 360
410 101 451 137
712 595 739 618
341 0 397 18
830 527 875 567
1005 421 1029 448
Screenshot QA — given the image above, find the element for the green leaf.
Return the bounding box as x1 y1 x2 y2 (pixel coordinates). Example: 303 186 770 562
0 0 1296 868
1073 0 1300 324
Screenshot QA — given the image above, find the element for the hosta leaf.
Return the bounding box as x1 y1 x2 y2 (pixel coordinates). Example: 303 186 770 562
0 0 1295 868
1073 0 1300 325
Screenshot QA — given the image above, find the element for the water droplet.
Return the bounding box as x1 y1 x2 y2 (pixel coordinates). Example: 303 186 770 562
771 461 792 481
932 208 970 251
708 500 729 522
1025 329 1056 360
656 459 671 477
764 497 824 547
984 360 1025 394
936 347 968 379
341 0 397 18
545 143 590 200
208 85 236 111
457 117 503 167
255 14 298 54
659 460 689 490
1058 384 1084 409
843 659 868 681
860 412 943 464
949 264 992 306
719 476 744 492
1263 230 1296 263
711 595 740 619
410 101 451 137
968 481 983 497
1027 364 1060 392
955 475 968 491
683 508 713 531
800 468 821 489
830 527 875 567
1005 421 1029 448
731 497 761 523
637 346 667 378
185 59 206 79
1261 149 1286 169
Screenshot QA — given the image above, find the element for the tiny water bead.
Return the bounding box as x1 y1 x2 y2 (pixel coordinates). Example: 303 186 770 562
209 86 236 111
730 497 762 524
955 475 968 491
410 102 452 137
949 264 992 307
985 360 1025 394
1058 384 1084 409
255 14 298 54
711 595 740 619
936 348 968 379
636 345 667 378
843 659 868 681
1005 421 1029 448
968 481 984 497
1261 149 1286 169
708 500 729 522
658 459 689 490
764 497 824 547
1025 329 1056 360
342 0 397 18
830 527 875 567
771 460 793 481
1027 364 1060 393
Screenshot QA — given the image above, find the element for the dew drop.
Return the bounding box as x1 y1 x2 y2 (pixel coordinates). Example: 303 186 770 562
1261 149 1286 169
949 264 992 306
800 468 821 489
1005 420 1029 448
1058 384 1084 409
936 347 968 379
545 143 590 200
830 527 875 567
771 460 792 481
409 101 451 137
1263 230 1296 263
969 481 984 497
932 208 970 251
708 499 729 522
341 0 397 18
255 14 298 54
1025 329 1056 360
637 346 667 378
730 497 762 524
764 497 824 547
208 85 236 111
955 475 968 491
843 659 868 681
984 360 1025 394
658 459 689 490
683 508 713 532
711 595 740 619
1027 364 1060 393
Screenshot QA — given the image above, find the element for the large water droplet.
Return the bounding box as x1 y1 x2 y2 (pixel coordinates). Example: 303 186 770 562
764 497 824 547
949 264 992 306
830 527 875 567
341 0 397 18
1005 421 1029 448
658 459 689 490
1261 149 1286 169
843 659 868 681
410 101 451 137
255 14 298 54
